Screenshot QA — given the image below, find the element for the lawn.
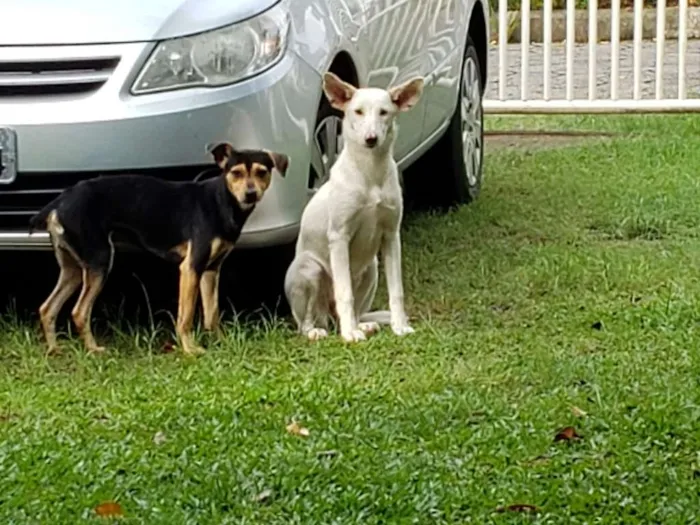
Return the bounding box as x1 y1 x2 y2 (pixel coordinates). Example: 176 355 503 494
2 114 700 523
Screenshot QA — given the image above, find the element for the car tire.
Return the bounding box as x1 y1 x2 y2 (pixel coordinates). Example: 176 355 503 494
404 36 484 211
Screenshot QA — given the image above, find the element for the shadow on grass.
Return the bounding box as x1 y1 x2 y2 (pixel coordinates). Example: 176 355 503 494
0 242 297 337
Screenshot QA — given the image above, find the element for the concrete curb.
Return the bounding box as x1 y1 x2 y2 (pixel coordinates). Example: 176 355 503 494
490 6 700 43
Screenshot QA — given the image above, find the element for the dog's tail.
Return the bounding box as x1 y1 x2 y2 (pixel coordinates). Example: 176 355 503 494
359 310 392 325
28 196 62 234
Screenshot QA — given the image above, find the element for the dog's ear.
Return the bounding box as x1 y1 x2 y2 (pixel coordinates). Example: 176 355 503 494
209 142 234 169
322 72 356 111
389 76 425 112
265 151 289 177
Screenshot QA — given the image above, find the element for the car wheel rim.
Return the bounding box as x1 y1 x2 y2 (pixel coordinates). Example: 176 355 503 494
309 115 343 192
460 56 483 188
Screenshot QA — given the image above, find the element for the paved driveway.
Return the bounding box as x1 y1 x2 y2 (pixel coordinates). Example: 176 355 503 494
486 40 700 100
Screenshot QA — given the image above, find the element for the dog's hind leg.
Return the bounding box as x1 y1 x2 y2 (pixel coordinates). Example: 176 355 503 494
284 252 329 341
71 235 113 354
39 244 82 355
354 257 382 337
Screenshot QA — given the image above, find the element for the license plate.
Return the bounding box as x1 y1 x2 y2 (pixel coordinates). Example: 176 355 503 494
0 127 18 184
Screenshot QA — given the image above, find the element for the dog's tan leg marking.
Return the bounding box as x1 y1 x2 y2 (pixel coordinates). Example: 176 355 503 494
39 211 83 354
39 245 83 354
200 268 221 332
200 237 232 333
71 268 106 353
177 242 205 356
170 241 189 259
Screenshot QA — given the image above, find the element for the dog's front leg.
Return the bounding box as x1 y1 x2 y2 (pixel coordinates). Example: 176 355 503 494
329 235 365 342
200 265 222 334
381 230 414 336
177 256 206 356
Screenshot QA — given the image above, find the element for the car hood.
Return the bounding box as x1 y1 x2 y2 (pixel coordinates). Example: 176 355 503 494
1 0 280 45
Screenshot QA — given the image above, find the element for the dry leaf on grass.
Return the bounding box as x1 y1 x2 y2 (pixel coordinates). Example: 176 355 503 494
94 500 124 518
253 489 273 503
495 503 540 513
286 421 310 437
571 406 588 418
554 426 582 442
153 431 167 445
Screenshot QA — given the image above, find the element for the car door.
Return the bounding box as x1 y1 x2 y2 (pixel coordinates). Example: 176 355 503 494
357 0 430 160
421 0 468 140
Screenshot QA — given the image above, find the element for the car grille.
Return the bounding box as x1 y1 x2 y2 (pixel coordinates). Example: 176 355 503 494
0 56 120 97
0 166 216 231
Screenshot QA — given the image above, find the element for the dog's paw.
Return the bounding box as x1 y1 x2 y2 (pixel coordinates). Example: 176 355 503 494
342 329 367 343
391 323 415 336
306 328 328 341
87 345 107 354
358 321 380 336
183 345 207 357
45 345 63 357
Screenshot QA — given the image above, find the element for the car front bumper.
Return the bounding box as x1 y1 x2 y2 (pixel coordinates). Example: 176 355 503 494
0 42 320 250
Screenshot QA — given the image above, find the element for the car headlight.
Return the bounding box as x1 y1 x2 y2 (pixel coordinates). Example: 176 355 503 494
131 2 290 95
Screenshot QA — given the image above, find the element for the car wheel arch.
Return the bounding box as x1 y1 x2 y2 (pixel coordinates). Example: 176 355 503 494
306 50 361 193
465 0 488 92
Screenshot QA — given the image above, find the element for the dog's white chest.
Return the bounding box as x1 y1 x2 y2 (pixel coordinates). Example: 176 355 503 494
369 186 398 218
347 187 399 269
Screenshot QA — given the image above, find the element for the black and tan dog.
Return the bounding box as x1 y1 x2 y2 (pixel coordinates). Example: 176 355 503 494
29 143 288 356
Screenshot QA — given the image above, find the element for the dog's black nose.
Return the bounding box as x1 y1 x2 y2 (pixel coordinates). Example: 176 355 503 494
244 190 258 203
365 136 378 148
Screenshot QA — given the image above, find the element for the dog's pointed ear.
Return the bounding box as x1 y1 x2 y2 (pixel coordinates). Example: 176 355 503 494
322 72 356 111
389 76 425 112
209 142 234 169
266 151 289 177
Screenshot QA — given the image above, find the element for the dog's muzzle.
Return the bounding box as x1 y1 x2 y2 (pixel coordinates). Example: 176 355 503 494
365 135 378 148
244 190 258 204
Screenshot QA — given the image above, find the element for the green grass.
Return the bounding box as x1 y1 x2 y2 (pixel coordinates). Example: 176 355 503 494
2 115 700 523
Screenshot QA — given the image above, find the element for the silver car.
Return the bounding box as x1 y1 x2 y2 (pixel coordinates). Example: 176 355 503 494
0 0 489 251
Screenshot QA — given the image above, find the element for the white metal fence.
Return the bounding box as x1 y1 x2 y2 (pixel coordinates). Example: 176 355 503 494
484 0 700 113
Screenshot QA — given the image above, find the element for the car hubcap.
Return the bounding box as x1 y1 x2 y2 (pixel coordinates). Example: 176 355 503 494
460 56 483 188
309 115 343 192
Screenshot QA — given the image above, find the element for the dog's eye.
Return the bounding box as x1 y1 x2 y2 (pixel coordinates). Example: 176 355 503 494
229 169 245 179
255 168 269 177
379 109 389 116
354 108 364 115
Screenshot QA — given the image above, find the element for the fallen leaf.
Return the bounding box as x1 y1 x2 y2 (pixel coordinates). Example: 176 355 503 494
153 431 167 445
0 412 17 423
554 426 582 442
286 421 310 437
571 406 588 418
161 341 175 354
94 501 124 518
253 488 273 503
496 503 540 514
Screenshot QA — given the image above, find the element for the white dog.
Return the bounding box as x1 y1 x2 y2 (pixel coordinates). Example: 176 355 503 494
284 72 424 342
